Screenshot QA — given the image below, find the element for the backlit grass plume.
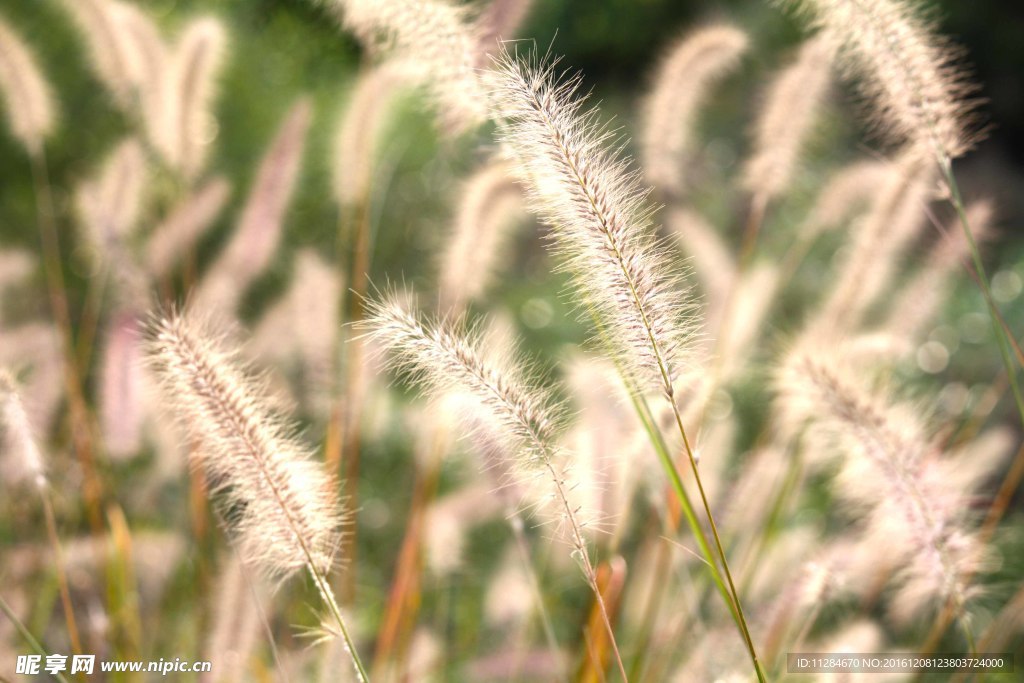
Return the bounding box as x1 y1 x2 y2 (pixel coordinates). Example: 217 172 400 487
781 0 976 161
363 292 628 679
0 370 46 490
195 98 311 315
641 24 748 194
438 158 523 311
364 292 562 469
743 37 831 200
777 342 994 638
147 310 368 681
148 311 341 580
0 15 55 154
158 17 226 178
326 0 488 134
489 51 697 400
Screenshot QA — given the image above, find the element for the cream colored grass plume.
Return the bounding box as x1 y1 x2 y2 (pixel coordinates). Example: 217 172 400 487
813 152 932 333
195 98 311 315
362 291 628 679
780 0 976 162
489 50 697 400
777 341 997 635
475 0 536 63
145 177 232 279
0 15 55 154
743 37 831 200
59 1 225 176
75 137 148 259
641 24 748 194
324 0 488 134
0 369 46 490
437 158 524 311
148 310 342 579
363 292 564 472
799 159 894 236
58 0 142 106
882 200 994 341
158 17 226 178
332 62 409 209
147 310 368 681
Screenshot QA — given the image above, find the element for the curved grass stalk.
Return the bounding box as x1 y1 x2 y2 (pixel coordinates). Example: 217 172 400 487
0 596 71 683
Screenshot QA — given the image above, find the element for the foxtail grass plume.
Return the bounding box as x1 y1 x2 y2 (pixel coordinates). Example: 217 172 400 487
641 24 748 194
59 0 144 106
250 249 342 416
157 17 226 177
0 323 65 436
742 37 831 200
668 208 735 328
438 159 523 311
777 343 992 626
111 1 167 131
484 548 534 626
363 293 627 673
563 355 642 540
327 0 489 134
424 484 502 576
780 0 978 161
0 369 46 490
490 51 698 399
814 153 932 332
202 557 265 683
0 16 55 154
332 62 409 208
364 293 563 468
797 159 894 242
195 98 311 314
61 1 224 176
718 264 780 379
100 309 146 459
148 310 343 581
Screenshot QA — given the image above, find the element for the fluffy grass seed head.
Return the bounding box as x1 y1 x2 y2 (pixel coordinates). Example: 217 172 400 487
363 291 603 563
475 0 536 64
438 158 524 311
145 177 232 279
59 0 140 105
0 15 56 153
743 36 832 200
777 341 987 623
195 98 311 315
329 0 489 134
363 291 563 469
780 0 980 161
489 50 699 398
641 23 748 193
75 137 148 259
0 369 46 490
147 310 343 581
100 309 147 460
332 62 410 208
160 16 226 178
